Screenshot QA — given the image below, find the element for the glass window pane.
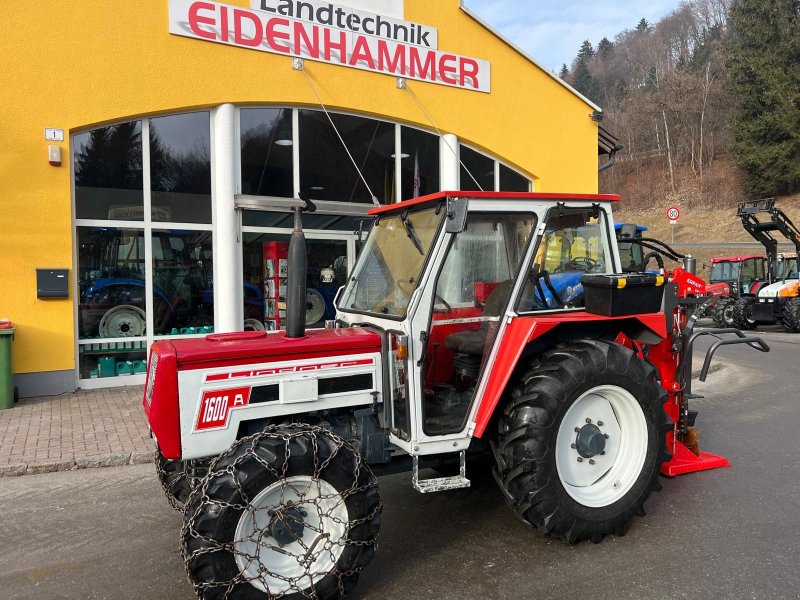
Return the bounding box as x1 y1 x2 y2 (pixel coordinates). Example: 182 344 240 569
244 233 348 330
518 209 612 312
423 213 535 435
400 127 440 199
240 108 294 198
77 226 147 339
459 145 495 192
150 112 211 223
151 230 214 335
300 110 395 204
242 210 371 232
499 163 530 192
74 122 143 220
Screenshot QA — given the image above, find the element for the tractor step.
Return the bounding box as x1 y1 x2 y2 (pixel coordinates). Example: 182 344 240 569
412 451 471 493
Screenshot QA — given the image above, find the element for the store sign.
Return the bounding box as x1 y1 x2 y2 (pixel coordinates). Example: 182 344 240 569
169 0 491 92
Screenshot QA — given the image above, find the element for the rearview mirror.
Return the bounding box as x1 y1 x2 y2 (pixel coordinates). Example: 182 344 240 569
446 198 468 233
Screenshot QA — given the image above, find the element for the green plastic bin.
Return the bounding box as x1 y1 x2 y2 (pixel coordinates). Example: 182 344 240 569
0 319 15 410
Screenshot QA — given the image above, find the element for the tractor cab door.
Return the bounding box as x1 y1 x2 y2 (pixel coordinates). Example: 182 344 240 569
409 210 536 441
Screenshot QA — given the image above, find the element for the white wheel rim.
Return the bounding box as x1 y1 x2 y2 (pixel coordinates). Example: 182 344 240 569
99 305 146 337
306 289 326 324
556 385 648 508
244 318 266 331
234 476 349 594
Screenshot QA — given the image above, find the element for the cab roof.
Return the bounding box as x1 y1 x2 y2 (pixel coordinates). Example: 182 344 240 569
710 255 764 263
368 191 622 216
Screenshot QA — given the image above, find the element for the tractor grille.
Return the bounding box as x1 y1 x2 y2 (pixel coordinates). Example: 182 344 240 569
250 384 280 404
319 374 373 396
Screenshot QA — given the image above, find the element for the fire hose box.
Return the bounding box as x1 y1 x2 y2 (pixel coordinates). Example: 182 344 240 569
581 274 665 317
0 319 15 410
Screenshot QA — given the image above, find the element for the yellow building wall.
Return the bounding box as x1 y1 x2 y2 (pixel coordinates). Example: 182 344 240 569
0 0 598 375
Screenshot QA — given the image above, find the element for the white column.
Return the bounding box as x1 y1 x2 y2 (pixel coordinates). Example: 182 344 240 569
440 133 460 190
211 103 242 333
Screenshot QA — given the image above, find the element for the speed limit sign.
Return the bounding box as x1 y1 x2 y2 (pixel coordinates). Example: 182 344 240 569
666 206 681 221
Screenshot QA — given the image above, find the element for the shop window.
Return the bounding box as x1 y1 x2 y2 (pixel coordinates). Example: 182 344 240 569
151 230 214 335
150 112 211 223
499 163 531 192
74 121 143 221
459 145 495 192
400 127 440 200
240 108 294 198
299 111 395 204
243 233 348 330
77 226 147 339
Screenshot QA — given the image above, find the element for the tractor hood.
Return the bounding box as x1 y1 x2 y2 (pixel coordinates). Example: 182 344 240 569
758 279 799 298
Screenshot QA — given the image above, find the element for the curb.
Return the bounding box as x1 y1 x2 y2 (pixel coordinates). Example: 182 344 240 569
0 450 156 478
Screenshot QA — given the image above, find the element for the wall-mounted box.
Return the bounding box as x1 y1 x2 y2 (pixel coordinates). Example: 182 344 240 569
36 269 69 299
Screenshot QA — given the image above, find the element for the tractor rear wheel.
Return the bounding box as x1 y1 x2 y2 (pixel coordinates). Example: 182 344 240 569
731 297 757 330
494 340 670 544
712 297 735 328
181 424 381 600
782 297 800 333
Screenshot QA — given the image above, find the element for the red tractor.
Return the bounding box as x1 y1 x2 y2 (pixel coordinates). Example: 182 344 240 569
705 255 768 327
143 192 768 599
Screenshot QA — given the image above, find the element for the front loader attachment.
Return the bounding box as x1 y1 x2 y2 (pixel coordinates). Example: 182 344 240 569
660 305 770 477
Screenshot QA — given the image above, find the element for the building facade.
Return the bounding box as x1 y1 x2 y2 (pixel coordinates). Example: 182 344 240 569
0 0 601 396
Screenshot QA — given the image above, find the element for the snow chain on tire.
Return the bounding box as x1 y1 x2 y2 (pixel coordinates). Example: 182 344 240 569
155 452 210 512
181 424 381 600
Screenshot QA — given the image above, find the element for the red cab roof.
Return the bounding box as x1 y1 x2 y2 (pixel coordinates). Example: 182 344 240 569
368 191 622 216
710 255 765 263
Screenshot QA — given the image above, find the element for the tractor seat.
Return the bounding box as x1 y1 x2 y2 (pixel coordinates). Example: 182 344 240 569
445 281 513 356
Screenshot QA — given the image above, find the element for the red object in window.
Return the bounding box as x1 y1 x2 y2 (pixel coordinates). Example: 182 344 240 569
474 282 500 304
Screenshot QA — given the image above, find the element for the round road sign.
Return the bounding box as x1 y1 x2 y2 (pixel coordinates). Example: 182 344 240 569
666 206 681 221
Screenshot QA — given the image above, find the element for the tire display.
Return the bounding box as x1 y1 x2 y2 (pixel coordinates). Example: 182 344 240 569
730 296 757 330
494 340 671 543
782 297 800 333
181 425 381 600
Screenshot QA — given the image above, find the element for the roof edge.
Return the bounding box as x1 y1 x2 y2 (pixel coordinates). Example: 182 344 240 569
458 2 602 113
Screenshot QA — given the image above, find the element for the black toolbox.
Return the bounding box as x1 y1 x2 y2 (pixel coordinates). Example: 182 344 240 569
581 273 665 317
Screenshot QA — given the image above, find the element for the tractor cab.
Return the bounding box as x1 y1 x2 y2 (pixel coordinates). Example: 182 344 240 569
708 255 767 296
337 192 619 459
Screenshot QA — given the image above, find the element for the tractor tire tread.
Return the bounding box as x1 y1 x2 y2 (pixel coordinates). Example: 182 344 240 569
494 340 671 545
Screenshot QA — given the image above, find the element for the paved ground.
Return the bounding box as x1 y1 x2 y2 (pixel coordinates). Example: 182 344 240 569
0 328 798 599
0 385 152 476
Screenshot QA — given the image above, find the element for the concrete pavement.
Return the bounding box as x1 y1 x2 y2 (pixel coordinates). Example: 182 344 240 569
0 385 153 476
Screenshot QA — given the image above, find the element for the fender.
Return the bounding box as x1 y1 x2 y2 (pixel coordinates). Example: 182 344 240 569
472 312 667 438
83 277 175 311
705 282 729 297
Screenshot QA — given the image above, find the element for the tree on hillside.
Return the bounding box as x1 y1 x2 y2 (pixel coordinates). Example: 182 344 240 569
636 18 651 32
578 40 595 60
558 64 569 79
597 37 614 58
726 0 800 196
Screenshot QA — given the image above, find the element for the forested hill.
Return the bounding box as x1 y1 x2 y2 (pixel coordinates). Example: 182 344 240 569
558 0 800 211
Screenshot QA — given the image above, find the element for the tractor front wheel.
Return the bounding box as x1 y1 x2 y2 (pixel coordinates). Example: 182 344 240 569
182 424 381 600
155 452 209 512
731 297 757 330
712 297 735 328
782 297 800 333
494 340 670 543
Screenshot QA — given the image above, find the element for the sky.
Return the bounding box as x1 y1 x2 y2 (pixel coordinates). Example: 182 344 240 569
464 0 681 73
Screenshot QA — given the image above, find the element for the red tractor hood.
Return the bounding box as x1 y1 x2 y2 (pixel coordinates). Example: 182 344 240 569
169 328 383 371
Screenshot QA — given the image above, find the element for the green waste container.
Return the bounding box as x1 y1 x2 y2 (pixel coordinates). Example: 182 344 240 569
0 319 14 410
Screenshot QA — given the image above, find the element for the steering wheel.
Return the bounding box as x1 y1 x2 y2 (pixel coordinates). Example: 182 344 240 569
563 257 598 272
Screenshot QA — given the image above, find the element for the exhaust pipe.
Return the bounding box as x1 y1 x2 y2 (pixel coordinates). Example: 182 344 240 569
285 196 317 339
